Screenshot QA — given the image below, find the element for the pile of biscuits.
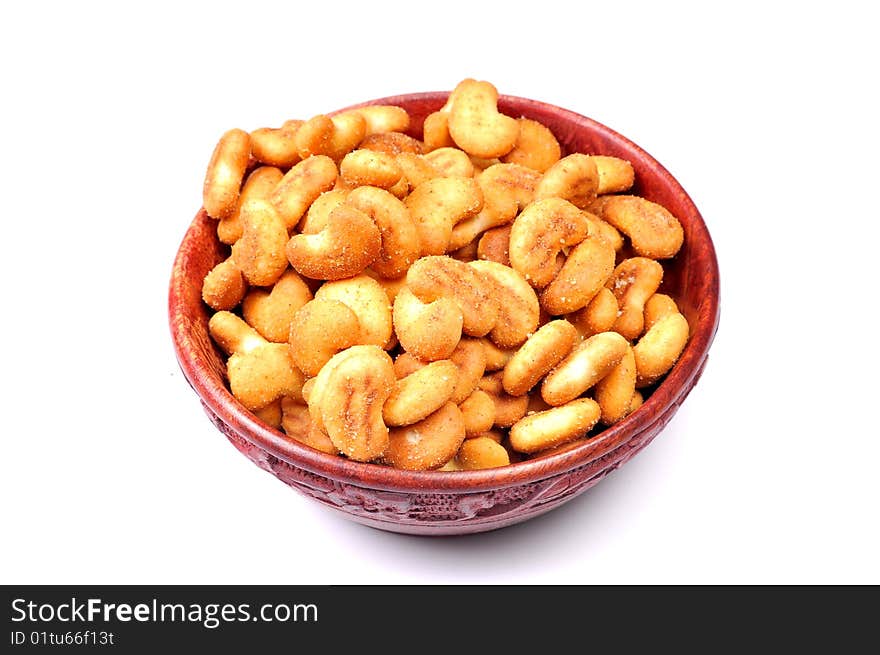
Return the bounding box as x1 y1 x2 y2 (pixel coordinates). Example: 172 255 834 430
199 78 689 471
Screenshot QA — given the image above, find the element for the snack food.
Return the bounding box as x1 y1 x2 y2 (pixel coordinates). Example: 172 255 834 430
196 78 690 470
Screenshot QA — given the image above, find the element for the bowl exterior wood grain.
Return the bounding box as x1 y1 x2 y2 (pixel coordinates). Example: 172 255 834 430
169 93 720 535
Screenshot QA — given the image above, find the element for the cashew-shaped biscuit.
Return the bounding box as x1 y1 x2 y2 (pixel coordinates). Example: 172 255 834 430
509 398 601 454
447 203 513 254
597 195 684 259
456 436 510 469
534 153 599 209
392 339 483 400
595 345 637 425
280 397 338 455
478 373 530 428
294 113 366 161
338 105 410 135
285 204 381 280
293 115 335 159
404 177 483 255
203 128 251 220
270 155 338 230
231 199 289 287
250 120 303 169
315 274 393 348
208 311 305 411
202 256 246 311
339 149 403 189
459 389 496 437
449 162 541 251
502 320 578 396
251 399 282 429
447 169 516 251
407 256 499 337
383 359 459 427
314 345 396 462
501 117 561 173
607 257 664 341
634 312 689 388
644 293 680 331
541 331 629 406
480 162 541 210
422 110 455 151
448 337 487 403
209 310 263 357
289 298 361 377
509 198 589 288
468 260 540 348
383 402 466 470
539 230 616 315
242 269 312 342
490 393 529 428
345 186 420 279
569 287 618 339
447 79 519 158
218 165 284 245
392 287 463 361
393 339 481 394
593 155 635 194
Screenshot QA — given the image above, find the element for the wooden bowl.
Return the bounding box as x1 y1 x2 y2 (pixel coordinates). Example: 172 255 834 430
169 92 720 535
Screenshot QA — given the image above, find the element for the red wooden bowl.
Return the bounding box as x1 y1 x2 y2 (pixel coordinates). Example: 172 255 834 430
169 92 720 535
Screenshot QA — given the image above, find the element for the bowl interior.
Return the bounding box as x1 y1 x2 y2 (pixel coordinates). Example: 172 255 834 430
169 92 720 493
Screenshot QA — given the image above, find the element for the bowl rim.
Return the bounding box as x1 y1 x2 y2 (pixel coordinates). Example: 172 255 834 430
169 91 720 494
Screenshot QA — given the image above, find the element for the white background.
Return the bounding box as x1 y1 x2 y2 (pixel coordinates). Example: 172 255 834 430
1 1 877 585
